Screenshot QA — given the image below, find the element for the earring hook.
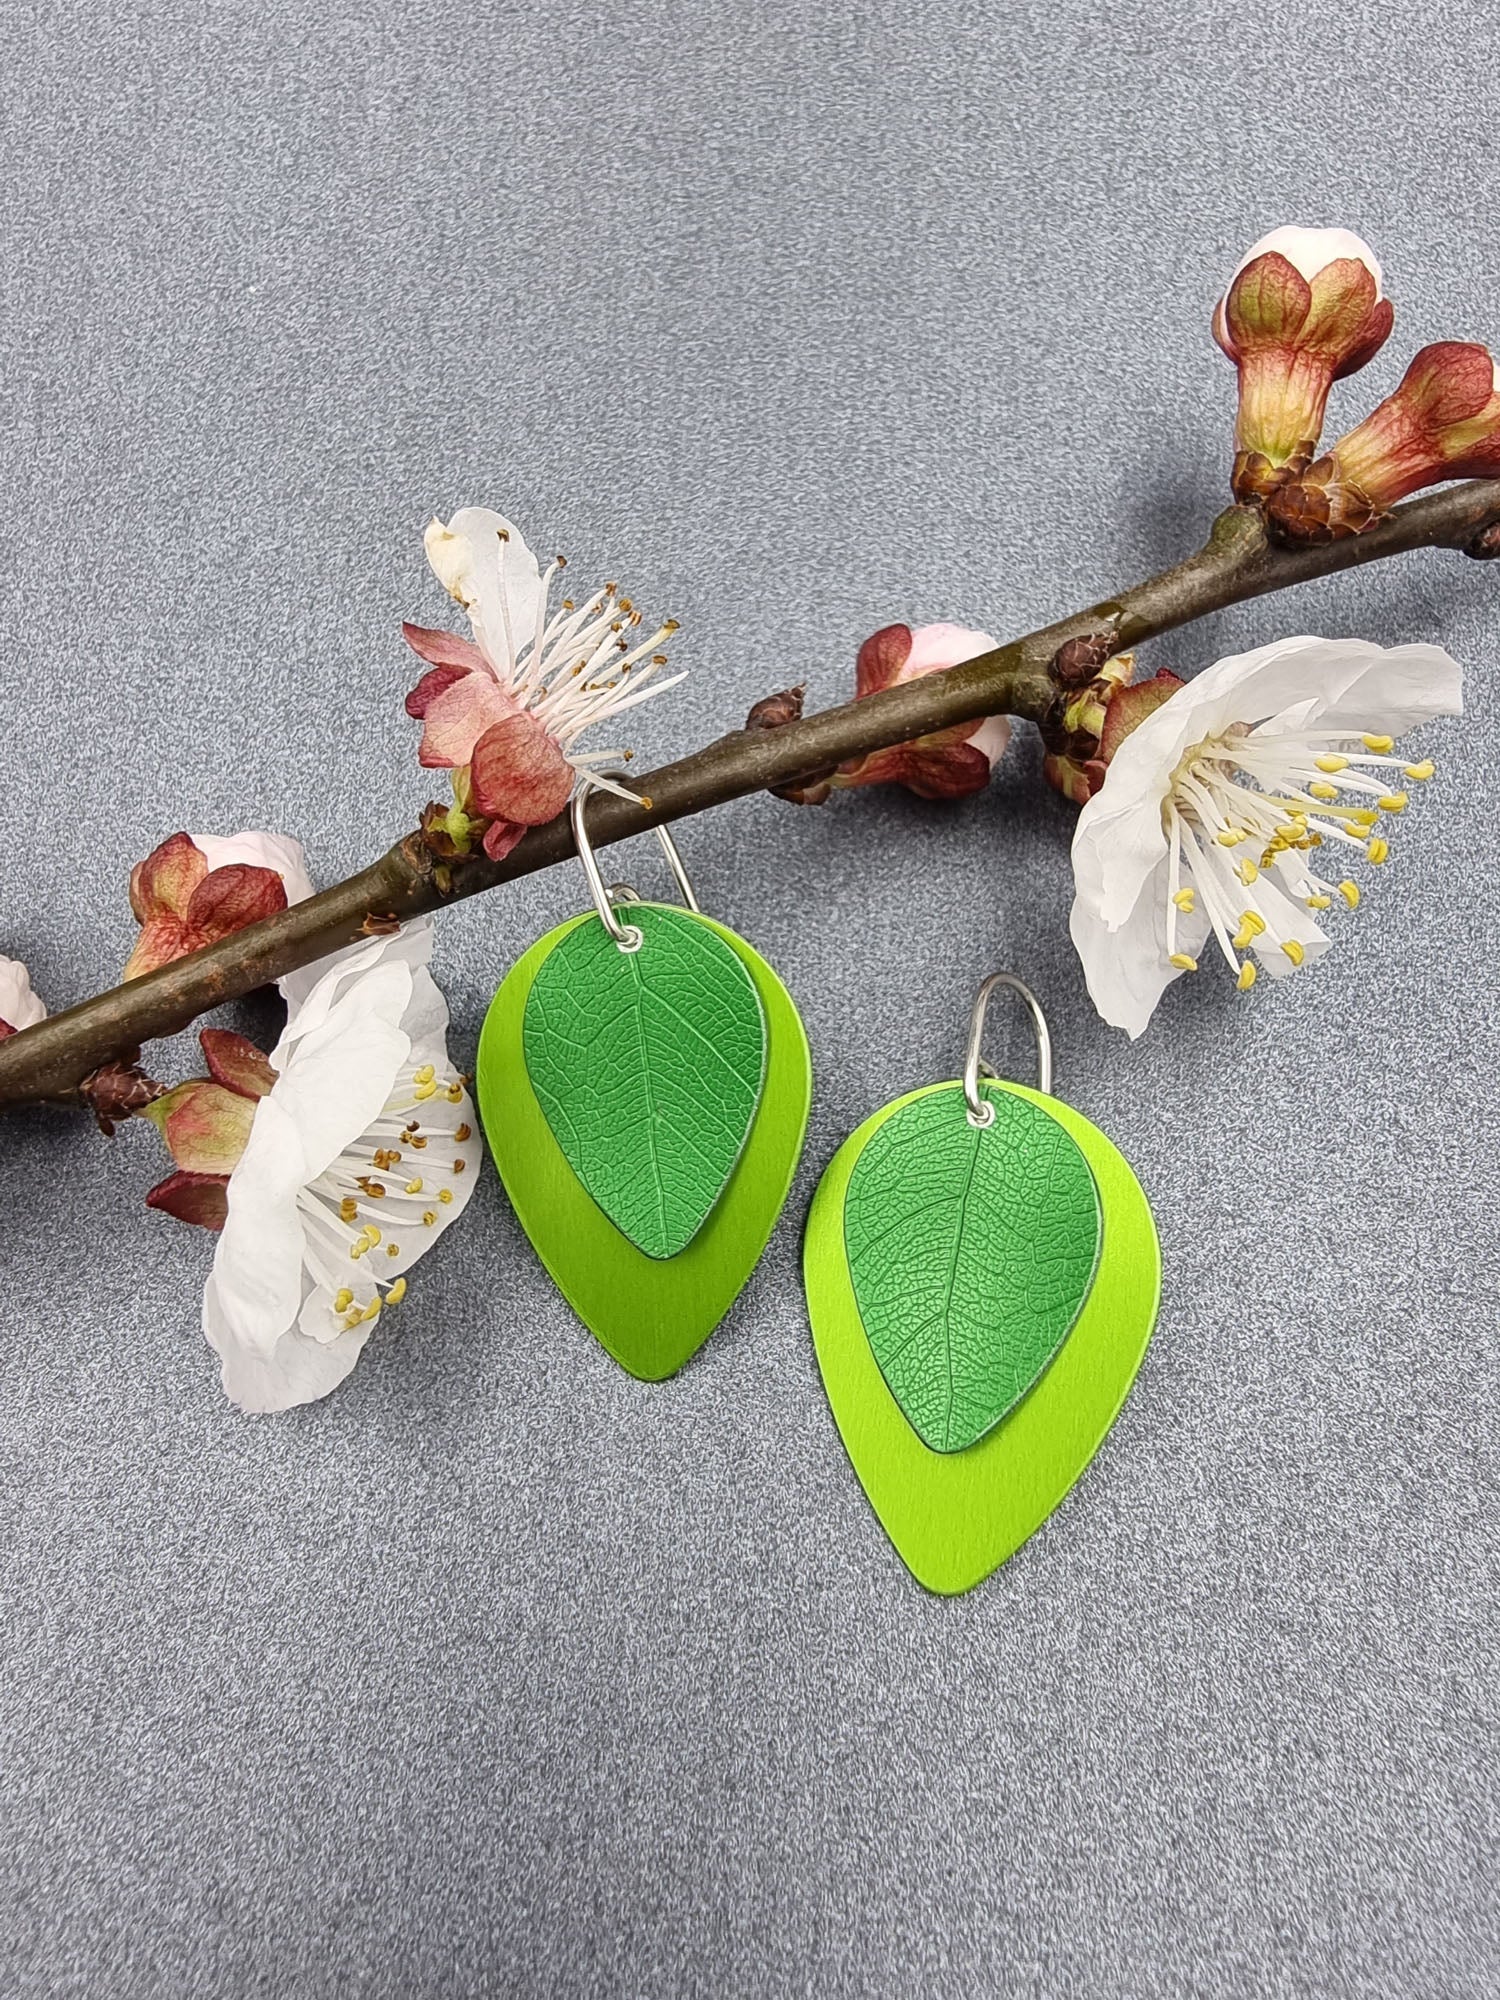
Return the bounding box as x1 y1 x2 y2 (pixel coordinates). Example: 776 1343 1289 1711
962 972 1053 1127
569 777 701 953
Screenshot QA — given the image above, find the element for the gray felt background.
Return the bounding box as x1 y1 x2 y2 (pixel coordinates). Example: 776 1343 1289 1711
1 3 1496 1996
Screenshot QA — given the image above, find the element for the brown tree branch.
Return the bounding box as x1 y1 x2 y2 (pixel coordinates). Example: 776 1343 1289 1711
4 484 1498 1109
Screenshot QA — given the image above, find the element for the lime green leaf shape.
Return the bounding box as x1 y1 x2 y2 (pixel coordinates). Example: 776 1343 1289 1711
806 1080 1160 1594
844 1084 1101 1452
479 908 810 1380
521 903 767 1259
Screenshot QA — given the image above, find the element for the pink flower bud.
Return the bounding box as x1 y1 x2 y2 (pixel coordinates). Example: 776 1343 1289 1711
823 622 1009 802
124 832 312 980
1213 227 1393 502
1267 342 1500 542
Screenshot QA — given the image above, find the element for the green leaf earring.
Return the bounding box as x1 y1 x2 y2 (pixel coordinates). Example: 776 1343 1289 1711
804 974 1160 1594
477 781 812 1380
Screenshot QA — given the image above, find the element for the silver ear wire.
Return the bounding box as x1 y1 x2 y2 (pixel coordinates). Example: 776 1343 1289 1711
569 777 701 953
962 973 1053 1126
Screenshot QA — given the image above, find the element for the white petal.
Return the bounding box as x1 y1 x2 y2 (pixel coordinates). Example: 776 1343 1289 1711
0 954 46 1031
1300 642 1463 737
425 508 543 677
1229 226 1382 296
276 916 435 1028
1070 773 1171 934
1069 876 1206 1040
270 968 414 1181
900 623 999 677
189 829 316 904
968 714 1012 770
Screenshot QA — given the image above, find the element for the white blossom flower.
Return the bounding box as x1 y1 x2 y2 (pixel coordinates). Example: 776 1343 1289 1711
0 955 46 1038
1069 635 1461 1038
147 919 480 1412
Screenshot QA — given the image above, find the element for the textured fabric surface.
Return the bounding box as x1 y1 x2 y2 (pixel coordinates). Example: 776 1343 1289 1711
1 3 1496 1995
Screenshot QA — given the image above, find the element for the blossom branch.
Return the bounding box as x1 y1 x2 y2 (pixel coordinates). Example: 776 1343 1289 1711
4 480 1498 1111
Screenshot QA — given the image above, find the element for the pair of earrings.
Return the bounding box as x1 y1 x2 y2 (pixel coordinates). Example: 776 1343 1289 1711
476 787 1161 1592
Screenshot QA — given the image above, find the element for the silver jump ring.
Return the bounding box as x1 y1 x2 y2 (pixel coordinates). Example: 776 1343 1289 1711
962 973 1053 1127
569 778 701 953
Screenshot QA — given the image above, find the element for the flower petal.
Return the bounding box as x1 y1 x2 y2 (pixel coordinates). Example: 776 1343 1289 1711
144 1079 259 1174
0 955 47 1034
406 663 471 720
145 1169 230 1231
418 671 521 769
200 1028 277 1100
191 831 316 905
899 623 999 679
202 1095 370 1414
129 832 207 922
1069 877 1206 1040
855 624 912 696
425 508 543 679
184 864 289 942
468 712 575 824
481 816 528 861
123 913 191 981
402 621 492 678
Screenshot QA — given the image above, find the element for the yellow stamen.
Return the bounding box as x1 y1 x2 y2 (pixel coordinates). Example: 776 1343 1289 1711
1339 880 1360 908
1367 837 1389 864
1377 791 1408 813
1237 962 1257 991
350 1239 366 1260
357 1178 385 1199
1172 887 1195 912
1236 858 1259 886
339 1196 359 1224
454 1123 472 1143
361 1297 382 1322
1308 781 1338 802
386 1277 407 1305
1306 894 1332 910
362 1224 382 1248
405 1178 423 1195
414 1064 435 1086
1282 940 1305 966
1314 754 1349 773
414 1081 438 1102
387 1243 400 1258
446 1082 464 1102
438 1188 454 1205
1215 828 1243 847
333 1288 353 1313
410 1135 428 1149
1403 759 1434 781
1362 734 1394 754
422 1210 437 1226
1169 952 1198 971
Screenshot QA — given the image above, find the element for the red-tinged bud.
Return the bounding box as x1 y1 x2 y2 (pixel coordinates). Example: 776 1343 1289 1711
1214 227 1392 502
199 1029 277 1099
124 833 310 980
797 622 1008 805
145 1169 231 1231
141 1077 258 1175
1267 342 1500 542
1042 656 1186 804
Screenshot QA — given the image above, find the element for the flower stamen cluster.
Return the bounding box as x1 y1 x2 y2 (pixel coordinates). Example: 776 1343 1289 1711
1159 727 1432 988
